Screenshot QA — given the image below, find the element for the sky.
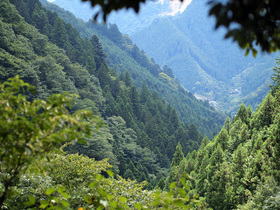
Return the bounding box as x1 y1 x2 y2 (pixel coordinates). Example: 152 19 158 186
47 0 193 16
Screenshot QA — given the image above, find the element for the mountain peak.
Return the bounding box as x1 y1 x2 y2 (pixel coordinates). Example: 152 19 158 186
156 0 192 16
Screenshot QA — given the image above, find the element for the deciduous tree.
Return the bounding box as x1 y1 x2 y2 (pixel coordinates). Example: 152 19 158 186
0 77 95 208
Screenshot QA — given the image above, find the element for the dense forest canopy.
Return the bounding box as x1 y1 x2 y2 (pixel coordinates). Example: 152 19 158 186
1 0 280 209
41 0 226 136
0 0 222 207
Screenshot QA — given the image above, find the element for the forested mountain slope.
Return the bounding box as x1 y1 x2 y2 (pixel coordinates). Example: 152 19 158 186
166 61 280 209
40 0 226 136
2 0 280 209
131 0 277 113
1 0 225 189
44 0 276 115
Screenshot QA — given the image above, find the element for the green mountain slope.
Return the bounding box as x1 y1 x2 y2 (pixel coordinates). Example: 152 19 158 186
1 0 226 189
0 0 171 187
42 0 226 137
166 69 280 208
48 0 277 114
130 0 277 113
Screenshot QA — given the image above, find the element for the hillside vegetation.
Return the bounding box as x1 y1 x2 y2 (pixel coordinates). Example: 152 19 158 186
1 0 223 191
131 0 277 114
1 0 280 209
166 58 280 209
42 0 226 136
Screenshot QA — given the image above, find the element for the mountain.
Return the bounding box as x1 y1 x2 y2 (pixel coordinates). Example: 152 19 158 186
1 0 227 189
47 0 187 35
166 77 280 209
47 0 277 115
130 0 277 113
41 0 226 137
2 0 280 209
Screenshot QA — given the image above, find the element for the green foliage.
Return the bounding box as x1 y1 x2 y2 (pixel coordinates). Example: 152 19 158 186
270 56 280 95
237 177 280 210
171 142 184 167
164 59 280 208
0 76 94 208
209 0 280 55
43 0 226 137
3 150 201 209
0 0 231 205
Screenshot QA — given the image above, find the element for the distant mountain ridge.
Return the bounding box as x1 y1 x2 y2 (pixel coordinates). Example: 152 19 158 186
3 0 225 187
41 0 226 137
49 0 187 35
131 0 277 113
47 0 277 114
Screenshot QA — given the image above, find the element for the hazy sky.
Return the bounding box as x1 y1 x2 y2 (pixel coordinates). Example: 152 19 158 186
48 0 193 16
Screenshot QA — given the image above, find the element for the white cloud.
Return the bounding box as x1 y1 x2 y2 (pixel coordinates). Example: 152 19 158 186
157 0 192 16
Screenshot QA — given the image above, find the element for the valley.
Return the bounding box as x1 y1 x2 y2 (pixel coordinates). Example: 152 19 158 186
1 0 280 209
50 0 277 115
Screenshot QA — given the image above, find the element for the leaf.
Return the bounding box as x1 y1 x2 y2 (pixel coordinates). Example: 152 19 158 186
61 192 70 199
178 188 186 197
245 48 250 56
45 187 56 196
39 200 49 209
173 198 185 207
97 206 104 210
84 195 93 204
109 200 117 208
252 48 258 57
170 182 177 191
119 196 127 203
96 174 103 181
61 200 70 207
23 195 36 207
180 177 186 185
77 138 87 145
134 203 142 209
107 194 114 201
106 170 114 177
57 185 66 194
89 181 97 188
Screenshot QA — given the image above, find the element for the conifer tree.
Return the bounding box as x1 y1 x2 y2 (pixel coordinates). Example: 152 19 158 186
10 0 30 23
31 3 49 32
171 142 184 167
270 57 280 95
216 128 229 151
90 35 106 69
81 38 96 75
140 81 150 104
188 123 199 142
124 71 132 87
224 117 231 134
107 23 123 45
96 63 111 89
129 86 141 118
235 102 249 124
51 17 69 49
200 135 209 148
